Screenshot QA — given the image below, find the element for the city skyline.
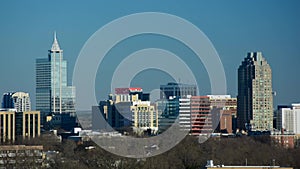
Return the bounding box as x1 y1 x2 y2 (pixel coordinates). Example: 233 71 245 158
1 2 300 168
0 1 300 109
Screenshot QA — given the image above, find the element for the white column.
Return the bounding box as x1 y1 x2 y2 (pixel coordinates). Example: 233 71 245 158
23 113 25 139
28 113 31 137
59 52 62 114
53 53 56 113
38 112 41 136
3 114 6 142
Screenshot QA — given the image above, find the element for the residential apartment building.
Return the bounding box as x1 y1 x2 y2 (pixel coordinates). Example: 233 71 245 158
277 103 300 135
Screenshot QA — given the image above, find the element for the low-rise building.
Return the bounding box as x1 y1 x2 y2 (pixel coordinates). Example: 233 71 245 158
0 145 43 167
271 130 299 149
205 160 293 169
208 95 237 134
0 110 40 143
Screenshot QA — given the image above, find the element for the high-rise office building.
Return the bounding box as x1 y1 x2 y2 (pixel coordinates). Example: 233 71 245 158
115 87 149 102
36 33 75 124
157 96 180 133
2 92 31 112
160 82 197 99
131 100 158 133
237 52 273 131
2 92 15 109
179 96 192 132
190 96 212 135
277 103 300 135
12 92 31 112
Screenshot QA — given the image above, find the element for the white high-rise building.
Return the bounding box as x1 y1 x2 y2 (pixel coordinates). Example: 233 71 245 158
277 103 300 135
12 92 31 112
1 92 31 112
179 95 192 131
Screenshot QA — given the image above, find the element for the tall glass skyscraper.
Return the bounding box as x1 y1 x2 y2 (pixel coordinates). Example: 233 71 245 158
36 33 75 124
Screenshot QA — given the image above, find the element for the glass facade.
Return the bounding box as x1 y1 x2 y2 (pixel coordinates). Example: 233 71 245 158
36 34 75 124
160 82 197 99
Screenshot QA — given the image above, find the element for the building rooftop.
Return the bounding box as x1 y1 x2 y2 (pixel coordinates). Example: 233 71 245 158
206 160 292 169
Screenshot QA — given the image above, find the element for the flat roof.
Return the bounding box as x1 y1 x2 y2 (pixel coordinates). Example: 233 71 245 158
0 145 43 151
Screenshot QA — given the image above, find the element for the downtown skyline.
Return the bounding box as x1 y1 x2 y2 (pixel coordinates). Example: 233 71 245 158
0 1 299 109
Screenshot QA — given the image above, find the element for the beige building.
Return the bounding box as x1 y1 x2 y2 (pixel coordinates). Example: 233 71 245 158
0 110 15 142
0 110 40 142
131 100 158 133
237 52 273 131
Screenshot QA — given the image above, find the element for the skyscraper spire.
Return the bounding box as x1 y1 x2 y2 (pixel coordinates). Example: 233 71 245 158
51 31 61 51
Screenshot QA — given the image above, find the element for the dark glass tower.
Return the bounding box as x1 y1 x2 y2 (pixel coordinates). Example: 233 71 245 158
160 82 197 99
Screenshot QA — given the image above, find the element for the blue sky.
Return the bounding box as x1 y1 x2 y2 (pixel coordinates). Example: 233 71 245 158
0 1 299 108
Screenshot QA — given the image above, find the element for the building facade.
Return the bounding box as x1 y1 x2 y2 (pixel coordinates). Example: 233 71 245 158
15 111 41 139
2 92 15 109
0 110 40 142
271 130 297 149
179 96 192 132
205 160 293 169
115 87 149 103
208 95 237 133
93 96 133 130
157 96 180 133
131 100 158 133
277 103 300 135
237 52 273 131
0 110 15 142
36 33 75 124
12 92 31 112
2 92 31 112
160 82 197 99
190 96 212 135
0 145 43 167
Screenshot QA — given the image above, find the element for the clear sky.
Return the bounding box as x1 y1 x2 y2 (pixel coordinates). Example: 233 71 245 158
0 0 299 109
